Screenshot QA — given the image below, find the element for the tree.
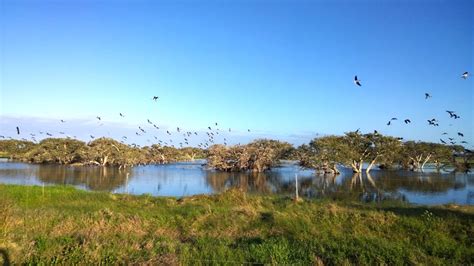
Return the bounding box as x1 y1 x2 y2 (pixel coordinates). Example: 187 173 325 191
207 139 293 172
0 140 36 160
24 138 88 164
298 136 348 175
86 138 131 167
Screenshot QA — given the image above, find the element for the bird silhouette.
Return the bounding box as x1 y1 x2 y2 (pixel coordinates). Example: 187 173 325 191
404 119 411 124
354 75 361 86
152 96 159 101
96 116 101 120
120 113 125 117
60 120 66 123
147 119 152 124
440 139 446 144
458 132 464 137
461 71 469 79
446 110 456 118
387 121 391 126
425 93 431 99
16 127 20 135
391 118 398 121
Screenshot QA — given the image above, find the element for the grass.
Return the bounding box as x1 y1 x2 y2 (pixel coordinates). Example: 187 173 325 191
0 184 473 265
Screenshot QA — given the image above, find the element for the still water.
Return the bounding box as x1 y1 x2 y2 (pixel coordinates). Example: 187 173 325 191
0 160 473 205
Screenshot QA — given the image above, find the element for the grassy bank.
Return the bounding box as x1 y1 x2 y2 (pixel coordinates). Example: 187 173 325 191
0 185 473 264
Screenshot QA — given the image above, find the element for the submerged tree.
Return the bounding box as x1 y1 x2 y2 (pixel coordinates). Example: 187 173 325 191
298 136 347 175
86 138 132 167
24 138 88 164
207 139 293 172
0 140 37 159
299 132 402 174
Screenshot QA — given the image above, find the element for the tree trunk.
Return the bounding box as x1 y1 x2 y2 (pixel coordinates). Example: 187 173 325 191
102 155 108 166
366 155 379 174
420 154 432 171
351 160 361 173
332 164 340 175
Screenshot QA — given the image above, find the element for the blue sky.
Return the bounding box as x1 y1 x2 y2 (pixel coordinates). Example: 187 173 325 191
0 0 473 147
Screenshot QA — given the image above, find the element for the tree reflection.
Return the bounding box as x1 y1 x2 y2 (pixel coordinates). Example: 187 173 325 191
36 165 129 191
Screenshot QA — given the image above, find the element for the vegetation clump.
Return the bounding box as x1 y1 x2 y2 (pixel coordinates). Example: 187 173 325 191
207 139 294 172
0 138 206 168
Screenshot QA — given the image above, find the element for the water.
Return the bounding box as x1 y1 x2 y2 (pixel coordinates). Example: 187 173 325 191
0 159 473 205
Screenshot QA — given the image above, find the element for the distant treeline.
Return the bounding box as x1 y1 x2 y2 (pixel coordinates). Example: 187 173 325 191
0 138 206 168
0 132 472 172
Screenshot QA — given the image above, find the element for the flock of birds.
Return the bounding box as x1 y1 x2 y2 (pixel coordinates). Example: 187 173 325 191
354 72 470 146
3 95 253 149
1 71 471 149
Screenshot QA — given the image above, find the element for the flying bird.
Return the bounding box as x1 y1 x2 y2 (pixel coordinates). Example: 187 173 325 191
60 120 66 123
354 75 361 86
442 132 448 135
152 96 159 101
446 110 455 117
120 113 125 117
16 127 20 135
96 116 101 120
425 93 431 99
404 119 411 124
147 119 152 124
461 71 469 79
458 132 464 137
387 121 391 126
440 139 446 144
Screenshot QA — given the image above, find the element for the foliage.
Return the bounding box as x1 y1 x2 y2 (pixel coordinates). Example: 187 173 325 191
0 139 36 159
0 138 206 168
207 139 293 172
300 132 403 173
24 138 88 164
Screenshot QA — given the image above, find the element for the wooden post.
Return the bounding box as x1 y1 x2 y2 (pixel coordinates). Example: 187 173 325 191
295 173 299 201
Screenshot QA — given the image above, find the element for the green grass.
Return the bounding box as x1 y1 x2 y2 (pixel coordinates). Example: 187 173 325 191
0 184 473 265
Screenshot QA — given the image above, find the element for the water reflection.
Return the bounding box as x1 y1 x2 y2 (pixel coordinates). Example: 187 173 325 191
0 160 472 205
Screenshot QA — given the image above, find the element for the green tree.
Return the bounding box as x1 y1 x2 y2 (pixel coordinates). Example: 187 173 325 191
24 138 88 164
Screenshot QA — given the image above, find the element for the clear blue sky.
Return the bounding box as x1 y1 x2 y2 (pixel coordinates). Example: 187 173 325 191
0 0 473 147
